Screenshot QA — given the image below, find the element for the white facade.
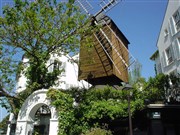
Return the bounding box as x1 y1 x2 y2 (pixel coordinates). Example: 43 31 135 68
151 0 180 75
16 53 89 93
9 53 90 135
15 89 58 135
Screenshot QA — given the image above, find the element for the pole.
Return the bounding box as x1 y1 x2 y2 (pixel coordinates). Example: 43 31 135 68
0 107 2 122
128 92 133 135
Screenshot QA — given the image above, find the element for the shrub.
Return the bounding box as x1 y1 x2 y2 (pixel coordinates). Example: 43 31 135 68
84 128 112 135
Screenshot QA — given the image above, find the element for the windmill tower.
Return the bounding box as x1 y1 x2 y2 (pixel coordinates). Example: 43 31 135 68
77 0 135 86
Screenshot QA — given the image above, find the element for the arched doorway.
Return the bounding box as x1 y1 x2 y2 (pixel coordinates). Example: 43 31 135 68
15 89 58 135
33 104 51 135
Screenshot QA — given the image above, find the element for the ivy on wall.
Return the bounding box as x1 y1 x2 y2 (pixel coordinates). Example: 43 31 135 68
47 86 144 135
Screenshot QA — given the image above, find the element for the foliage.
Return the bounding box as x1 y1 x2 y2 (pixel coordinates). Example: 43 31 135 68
0 0 95 116
129 60 142 85
47 86 144 135
47 73 179 134
163 74 180 103
83 128 112 135
133 73 180 103
0 115 9 133
146 74 169 102
0 45 21 115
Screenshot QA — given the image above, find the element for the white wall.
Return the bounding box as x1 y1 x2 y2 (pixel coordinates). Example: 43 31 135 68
156 0 180 75
16 53 90 93
15 89 58 135
16 57 29 93
14 53 90 135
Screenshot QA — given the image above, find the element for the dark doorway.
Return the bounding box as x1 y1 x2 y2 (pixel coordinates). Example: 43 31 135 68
33 105 51 135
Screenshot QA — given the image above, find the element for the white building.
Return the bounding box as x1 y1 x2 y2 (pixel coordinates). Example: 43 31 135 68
16 53 89 93
150 0 180 76
7 53 89 135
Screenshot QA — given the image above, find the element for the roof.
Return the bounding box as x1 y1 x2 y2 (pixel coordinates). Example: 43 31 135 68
148 104 180 109
150 50 159 61
95 13 130 45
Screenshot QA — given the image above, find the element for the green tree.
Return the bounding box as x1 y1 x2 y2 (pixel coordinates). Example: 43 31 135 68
0 44 21 115
164 74 180 103
47 86 144 135
0 0 94 117
84 128 112 135
137 73 180 103
146 74 169 102
0 115 9 134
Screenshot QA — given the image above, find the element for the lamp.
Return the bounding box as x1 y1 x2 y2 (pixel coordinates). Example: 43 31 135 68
122 82 133 135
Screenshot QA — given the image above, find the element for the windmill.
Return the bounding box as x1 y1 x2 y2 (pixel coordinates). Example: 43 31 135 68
76 0 135 86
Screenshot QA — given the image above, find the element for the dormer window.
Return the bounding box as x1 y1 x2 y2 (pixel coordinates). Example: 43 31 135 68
164 29 169 37
173 10 180 31
49 59 61 72
53 60 60 70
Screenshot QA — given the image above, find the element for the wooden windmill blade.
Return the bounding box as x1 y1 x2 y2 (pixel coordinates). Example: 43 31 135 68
95 0 121 16
77 0 136 85
75 0 122 15
75 0 93 15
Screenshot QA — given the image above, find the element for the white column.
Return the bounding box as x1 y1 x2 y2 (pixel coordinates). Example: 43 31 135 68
6 113 14 135
15 120 33 135
15 120 27 135
49 119 58 135
6 124 11 135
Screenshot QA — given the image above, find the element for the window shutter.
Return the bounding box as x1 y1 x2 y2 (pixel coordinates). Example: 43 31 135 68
172 39 179 59
60 62 66 76
170 44 175 61
175 39 180 59
49 59 54 72
169 17 176 35
161 51 167 68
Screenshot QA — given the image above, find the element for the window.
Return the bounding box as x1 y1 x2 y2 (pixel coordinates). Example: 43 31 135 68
48 59 61 72
173 10 180 31
48 59 54 72
177 38 180 59
164 28 169 37
53 60 60 70
60 62 66 76
165 47 173 65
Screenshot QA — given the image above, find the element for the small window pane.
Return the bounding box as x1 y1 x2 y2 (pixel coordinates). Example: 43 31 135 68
166 47 173 65
177 38 180 59
173 10 180 31
164 29 169 37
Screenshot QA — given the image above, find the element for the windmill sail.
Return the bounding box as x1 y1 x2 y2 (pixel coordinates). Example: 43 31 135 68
76 0 121 16
75 0 93 15
77 0 136 85
96 0 121 16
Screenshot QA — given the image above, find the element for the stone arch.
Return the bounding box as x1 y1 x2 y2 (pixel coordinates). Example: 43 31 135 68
15 89 58 135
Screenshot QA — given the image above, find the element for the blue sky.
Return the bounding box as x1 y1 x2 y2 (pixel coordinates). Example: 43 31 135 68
107 0 168 79
0 0 168 121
